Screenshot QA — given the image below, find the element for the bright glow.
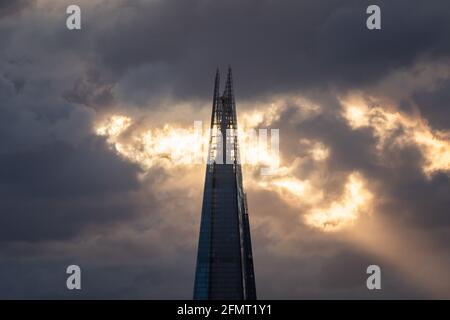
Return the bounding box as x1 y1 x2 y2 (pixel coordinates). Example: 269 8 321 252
272 178 308 195
305 172 373 232
95 115 131 140
268 177 324 206
414 130 450 174
239 102 282 128
343 103 370 128
341 94 450 177
239 129 279 168
97 118 208 169
95 115 281 170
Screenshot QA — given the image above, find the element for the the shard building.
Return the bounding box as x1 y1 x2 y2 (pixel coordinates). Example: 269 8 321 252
193 68 257 300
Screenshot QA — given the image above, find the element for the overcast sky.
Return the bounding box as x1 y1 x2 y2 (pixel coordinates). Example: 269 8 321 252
1 0 450 299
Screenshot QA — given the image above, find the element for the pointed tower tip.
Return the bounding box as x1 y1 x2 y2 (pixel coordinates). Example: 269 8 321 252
226 66 233 82
213 67 220 89
215 68 220 81
214 68 220 88
227 67 233 85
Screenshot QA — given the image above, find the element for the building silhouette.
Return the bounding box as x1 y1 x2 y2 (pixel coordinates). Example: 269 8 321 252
193 68 257 300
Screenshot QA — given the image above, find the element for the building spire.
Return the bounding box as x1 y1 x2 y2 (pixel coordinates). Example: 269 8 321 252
223 66 234 100
194 68 257 300
210 68 220 129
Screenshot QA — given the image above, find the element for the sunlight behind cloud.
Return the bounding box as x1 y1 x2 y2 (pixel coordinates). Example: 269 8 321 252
305 172 373 232
96 115 131 140
341 94 450 177
96 118 208 169
95 114 280 170
257 176 324 206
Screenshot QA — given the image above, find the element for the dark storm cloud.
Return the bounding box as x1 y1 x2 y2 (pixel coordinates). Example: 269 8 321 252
63 70 116 110
0 138 140 242
0 4 141 244
276 105 379 173
4 0 449 107
0 138 138 198
413 79 450 130
0 66 142 243
89 0 450 102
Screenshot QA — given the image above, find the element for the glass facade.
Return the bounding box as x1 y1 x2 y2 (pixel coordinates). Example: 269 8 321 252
193 69 256 300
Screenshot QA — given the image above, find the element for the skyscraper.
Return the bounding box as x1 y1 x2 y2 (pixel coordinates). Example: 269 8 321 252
193 68 257 300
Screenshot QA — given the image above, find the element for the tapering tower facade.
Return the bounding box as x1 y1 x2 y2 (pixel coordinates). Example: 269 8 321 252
193 68 257 300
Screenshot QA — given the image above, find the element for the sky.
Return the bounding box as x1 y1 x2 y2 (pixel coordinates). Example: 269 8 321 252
1 0 450 299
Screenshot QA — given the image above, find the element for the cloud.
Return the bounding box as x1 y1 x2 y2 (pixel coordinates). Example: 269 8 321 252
0 0 34 18
89 0 450 101
0 137 141 242
413 78 450 130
